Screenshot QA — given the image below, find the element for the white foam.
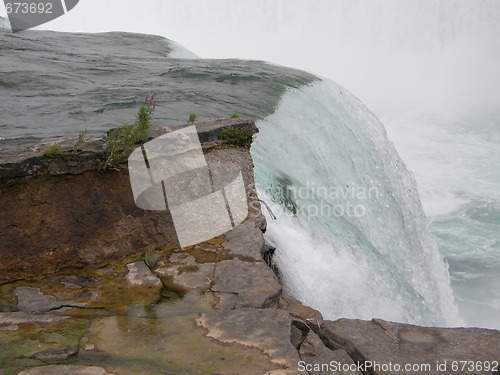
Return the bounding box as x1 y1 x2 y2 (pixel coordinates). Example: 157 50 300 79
0 16 10 30
167 40 200 59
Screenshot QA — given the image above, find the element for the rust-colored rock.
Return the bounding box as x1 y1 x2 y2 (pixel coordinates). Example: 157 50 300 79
0 167 179 283
0 119 259 284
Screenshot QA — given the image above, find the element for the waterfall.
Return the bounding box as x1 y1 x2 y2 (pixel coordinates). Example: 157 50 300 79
252 79 462 326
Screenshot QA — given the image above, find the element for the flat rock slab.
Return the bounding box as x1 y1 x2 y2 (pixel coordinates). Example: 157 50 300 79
14 287 85 313
198 308 301 372
0 311 68 326
32 346 78 362
18 365 114 375
125 260 162 287
324 318 500 375
169 253 197 266
155 253 215 290
83 314 278 375
222 218 265 260
172 263 214 290
212 259 282 309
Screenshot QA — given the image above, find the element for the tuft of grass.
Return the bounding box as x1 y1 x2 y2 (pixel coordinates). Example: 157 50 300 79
145 246 162 270
187 114 197 124
136 101 153 140
208 253 220 289
218 126 254 147
72 129 87 155
100 94 156 171
100 124 145 170
230 113 240 119
43 144 63 159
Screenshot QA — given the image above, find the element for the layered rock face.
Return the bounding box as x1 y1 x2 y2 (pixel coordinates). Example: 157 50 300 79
0 118 258 283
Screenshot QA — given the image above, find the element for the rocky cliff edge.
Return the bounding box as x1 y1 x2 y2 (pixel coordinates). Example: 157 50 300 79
0 119 498 375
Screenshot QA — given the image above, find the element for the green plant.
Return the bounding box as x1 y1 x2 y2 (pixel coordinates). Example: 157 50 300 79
43 144 63 159
136 99 154 140
101 124 143 170
230 113 240 119
208 253 220 289
188 114 197 124
100 94 156 171
218 126 254 147
145 246 161 270
72 129 87 155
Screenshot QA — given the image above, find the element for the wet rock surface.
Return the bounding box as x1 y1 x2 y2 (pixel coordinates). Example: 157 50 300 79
32 346 79 362
0 311 68 327
0 240 498 375
197 308 300 370
211 259 282 309
124 261 162 288
14 286 86 313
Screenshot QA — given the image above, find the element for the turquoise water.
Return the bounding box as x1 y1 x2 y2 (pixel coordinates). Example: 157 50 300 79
382 111 500 329
252 81 462 326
